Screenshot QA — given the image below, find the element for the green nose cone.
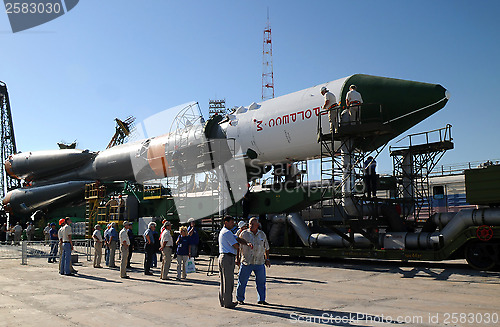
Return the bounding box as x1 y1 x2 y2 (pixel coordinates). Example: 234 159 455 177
342 74 449 151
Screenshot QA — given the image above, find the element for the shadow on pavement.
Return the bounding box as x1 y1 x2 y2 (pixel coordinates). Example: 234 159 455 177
266 275 327 285
75 273 122 283
236 302 401 326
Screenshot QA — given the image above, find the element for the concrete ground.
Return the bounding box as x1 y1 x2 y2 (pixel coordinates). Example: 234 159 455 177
0 253 499 327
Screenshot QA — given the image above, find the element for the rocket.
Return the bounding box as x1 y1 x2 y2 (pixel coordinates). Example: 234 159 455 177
2 74 450 215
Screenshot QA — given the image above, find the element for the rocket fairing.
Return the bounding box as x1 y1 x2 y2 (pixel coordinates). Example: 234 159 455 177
3 74 450 214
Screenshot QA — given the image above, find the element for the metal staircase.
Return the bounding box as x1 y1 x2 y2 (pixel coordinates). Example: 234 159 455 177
316 104 394 247
390 124 454 223
84 183 106 238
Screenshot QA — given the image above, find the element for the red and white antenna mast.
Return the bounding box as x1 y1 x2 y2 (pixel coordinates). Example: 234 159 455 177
262 8 274 101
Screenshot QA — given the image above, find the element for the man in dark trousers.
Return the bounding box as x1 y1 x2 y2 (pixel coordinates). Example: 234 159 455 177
218 216 253 309
187 218 199 258
364 156 377 198
143 222 156 275
126 223 135 268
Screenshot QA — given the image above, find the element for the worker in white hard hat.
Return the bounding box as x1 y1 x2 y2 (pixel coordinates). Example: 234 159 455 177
344 84 363 124
320 86 339 134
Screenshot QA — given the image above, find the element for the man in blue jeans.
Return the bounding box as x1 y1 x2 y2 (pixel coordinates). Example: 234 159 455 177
59 217 74 276
236 217 271 305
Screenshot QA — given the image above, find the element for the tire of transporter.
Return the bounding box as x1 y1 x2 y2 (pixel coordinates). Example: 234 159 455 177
464 241 498 271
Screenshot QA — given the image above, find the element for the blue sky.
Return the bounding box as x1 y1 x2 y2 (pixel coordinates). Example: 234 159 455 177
1 0 499 173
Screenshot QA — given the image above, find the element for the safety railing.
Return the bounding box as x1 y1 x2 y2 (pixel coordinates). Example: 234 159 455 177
390 124 453 152
0 240 93 265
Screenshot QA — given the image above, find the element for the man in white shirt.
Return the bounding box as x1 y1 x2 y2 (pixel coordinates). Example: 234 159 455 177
13 222 22 245
43 223 50 244
57 218 77 274
119 221 132 278
159 221 173 280
25 222 34 241
60 218 74 276
58 218 65 270
321 86 339 134
92 224 103 268
344 84 363 124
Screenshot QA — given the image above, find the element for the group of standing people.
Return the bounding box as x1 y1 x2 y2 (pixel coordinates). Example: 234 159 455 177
13 219 76 274
89 218 200 281
42 214 272 310
0 222 34 244
92 221 134 278
145 218 199 280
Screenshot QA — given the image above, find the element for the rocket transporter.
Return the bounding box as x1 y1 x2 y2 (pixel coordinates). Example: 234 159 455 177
6 73 500 270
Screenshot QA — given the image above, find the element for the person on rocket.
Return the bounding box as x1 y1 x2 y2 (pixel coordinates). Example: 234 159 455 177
344 84 363 124
321 86 339 134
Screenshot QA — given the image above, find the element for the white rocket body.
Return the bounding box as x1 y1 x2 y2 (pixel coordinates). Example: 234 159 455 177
223 77 347 164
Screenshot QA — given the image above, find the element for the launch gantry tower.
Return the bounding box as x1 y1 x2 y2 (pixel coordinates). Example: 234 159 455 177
209 99 226 118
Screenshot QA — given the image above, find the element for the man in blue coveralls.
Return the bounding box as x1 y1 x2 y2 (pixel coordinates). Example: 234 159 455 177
48 223 58 263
